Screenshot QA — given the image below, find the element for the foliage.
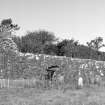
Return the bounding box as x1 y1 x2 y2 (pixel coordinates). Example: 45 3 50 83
0 18 20 32
13 30 58 53
12 36 22 52
0 19 20 79
1 18 105 91
86 37 105 60
1 53 105 90
43 44 58 55
0 18 20 39
13 35 105 61
87 37 105 51
0 18 105 61
56 39 79 56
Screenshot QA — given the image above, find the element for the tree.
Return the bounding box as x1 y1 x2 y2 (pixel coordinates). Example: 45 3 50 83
57 39 79 57
0 18 20 78
18 30 58 53
87 37 105 51
12 36 22 52
0 18 19 53
26 30 57 44
56 39 69 56
86 37 105 60
44 44 58 55
0 18 20 32
0 18 20 39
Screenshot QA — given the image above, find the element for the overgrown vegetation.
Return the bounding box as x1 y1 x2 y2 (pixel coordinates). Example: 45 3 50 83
12 30 105 61
1 18 105 105
0 18 105 84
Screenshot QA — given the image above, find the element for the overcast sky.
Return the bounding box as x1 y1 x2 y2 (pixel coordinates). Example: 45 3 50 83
0 0 105 51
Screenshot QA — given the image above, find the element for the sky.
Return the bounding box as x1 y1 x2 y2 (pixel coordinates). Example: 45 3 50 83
0 0 105 51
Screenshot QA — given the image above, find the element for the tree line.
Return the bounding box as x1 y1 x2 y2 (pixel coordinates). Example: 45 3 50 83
0 18 105 61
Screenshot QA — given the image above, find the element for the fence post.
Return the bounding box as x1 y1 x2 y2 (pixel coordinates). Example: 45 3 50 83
8 78 9 88
3 79 4 88
1 79 3 88
0 79 1 88
23 79 24 88
13 79 16 88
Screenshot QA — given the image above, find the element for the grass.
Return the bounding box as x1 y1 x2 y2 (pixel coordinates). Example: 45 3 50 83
0 86 105 105
1 53 105 105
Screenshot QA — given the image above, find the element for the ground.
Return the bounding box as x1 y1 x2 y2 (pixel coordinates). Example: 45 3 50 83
0 86 105 105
